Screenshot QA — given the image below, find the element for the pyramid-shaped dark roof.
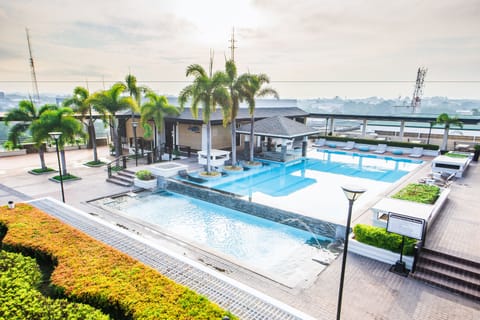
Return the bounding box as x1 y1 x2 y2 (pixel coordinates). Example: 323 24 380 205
236 116 320 138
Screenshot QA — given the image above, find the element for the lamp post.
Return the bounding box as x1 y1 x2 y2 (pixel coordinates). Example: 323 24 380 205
49 131 65 203
132 121 138 166
336 185 366 320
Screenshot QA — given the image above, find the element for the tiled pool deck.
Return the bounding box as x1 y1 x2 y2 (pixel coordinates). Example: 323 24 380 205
1 146 479 319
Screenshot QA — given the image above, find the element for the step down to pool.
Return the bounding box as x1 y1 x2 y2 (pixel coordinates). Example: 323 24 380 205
411 248 480 302
106 169 135 187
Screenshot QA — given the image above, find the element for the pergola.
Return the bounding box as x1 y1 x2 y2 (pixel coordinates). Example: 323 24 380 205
236 116 321 162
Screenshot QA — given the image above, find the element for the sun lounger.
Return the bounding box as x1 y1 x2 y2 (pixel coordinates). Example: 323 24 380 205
356 145 370 152
312 138 326 147
373 144 387 154
409 147 423 158
342 141 355 150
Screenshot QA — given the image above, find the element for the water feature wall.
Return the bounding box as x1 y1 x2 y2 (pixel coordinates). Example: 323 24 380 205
166 180 344 239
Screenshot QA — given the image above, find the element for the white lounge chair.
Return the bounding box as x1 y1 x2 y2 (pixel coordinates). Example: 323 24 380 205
409 147 423 158
374 144 387 154
342 141 355 150
312 138 326 147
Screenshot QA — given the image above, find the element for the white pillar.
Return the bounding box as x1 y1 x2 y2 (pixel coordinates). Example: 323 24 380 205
362 119 367 137
399 121 405 141
330 118 335 135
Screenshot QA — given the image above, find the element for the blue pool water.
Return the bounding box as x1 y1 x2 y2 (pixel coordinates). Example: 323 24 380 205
103 191 335 285
192 150 422 197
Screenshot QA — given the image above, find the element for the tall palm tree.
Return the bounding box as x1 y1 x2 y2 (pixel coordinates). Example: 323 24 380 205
140 91 180 160
30 107 85 176
242 73 279 162
4 99 57 170
88 83 137 158
63 86 100 162
224 59 251 167
435 113 463 152
178 59 231 173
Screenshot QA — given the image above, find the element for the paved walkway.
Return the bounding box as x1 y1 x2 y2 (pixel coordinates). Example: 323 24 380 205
1 147 479 319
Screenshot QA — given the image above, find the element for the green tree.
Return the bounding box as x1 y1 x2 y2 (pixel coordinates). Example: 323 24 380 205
30 107 85 176
179 58 231 173
4 99 57 170
241 73 279 162
224 59 251 167
88 83 137 158
140 91 180 160
435 113 463 151
63 86 100 162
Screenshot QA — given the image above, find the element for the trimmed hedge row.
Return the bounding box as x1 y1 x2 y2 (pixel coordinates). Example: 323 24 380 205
311 135 439 150
392 183 440 204
353 224 416 256
0 250 109 319
0 204 236 320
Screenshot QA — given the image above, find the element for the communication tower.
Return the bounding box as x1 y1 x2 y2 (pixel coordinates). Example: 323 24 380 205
229 27 237 61
410 67 427 113
26 28 40 104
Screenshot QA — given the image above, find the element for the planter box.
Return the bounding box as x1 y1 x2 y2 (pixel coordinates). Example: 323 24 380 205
134 178 157 189
349 235 413 269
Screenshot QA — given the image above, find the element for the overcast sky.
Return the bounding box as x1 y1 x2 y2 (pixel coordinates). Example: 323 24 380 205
1 0 479 99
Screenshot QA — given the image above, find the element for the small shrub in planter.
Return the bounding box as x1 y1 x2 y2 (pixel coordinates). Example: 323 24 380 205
392 183 440 204
353 224 416 255
135 169 154 181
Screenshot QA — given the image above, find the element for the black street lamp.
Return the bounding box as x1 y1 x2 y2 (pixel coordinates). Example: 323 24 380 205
49 131 65 203
132 121 138 166
336 185 366 320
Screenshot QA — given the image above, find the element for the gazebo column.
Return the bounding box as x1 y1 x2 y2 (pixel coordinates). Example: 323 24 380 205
281 139 287 162
302 136 308 157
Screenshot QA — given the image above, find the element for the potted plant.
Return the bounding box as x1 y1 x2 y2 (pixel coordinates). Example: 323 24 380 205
134 169 157 189
473 144 480 162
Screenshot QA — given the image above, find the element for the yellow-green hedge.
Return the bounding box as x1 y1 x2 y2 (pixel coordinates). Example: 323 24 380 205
0 204 236 319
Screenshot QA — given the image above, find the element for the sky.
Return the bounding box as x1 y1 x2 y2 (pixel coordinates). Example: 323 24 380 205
0 0 479 99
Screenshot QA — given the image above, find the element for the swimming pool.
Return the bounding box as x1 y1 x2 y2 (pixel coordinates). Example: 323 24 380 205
94 191 336 287
178 150 423 224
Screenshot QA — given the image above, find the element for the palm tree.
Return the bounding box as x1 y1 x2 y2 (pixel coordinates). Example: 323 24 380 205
242 73 279 162
63 86 100 162
435 113 463 152
4 99 57 170
88 83 137 158
30 107 85 176
140 91 180 160
224 59 251 167
178 59 231 173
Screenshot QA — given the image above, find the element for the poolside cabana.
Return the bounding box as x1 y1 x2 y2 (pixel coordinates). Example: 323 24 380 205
236 116 321 162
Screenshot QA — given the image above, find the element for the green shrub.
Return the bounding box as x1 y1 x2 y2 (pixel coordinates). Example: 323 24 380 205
392 183 440 204
0 250 109 320
353 224 416 256
1 204 236 320
135 170 154 181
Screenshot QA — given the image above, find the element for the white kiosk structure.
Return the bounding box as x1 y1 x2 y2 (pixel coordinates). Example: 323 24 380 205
197 149 230 167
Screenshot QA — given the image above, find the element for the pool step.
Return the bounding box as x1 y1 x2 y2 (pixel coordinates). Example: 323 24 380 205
106 169 135 187
411 248 480 302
